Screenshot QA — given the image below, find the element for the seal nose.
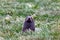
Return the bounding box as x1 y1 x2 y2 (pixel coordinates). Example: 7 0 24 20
28 18 30 20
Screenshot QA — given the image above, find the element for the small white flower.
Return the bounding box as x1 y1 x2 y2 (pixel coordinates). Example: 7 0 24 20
26 3 34 8
5 15 12 21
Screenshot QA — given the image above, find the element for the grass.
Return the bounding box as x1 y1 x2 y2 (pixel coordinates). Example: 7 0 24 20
0 0 60 40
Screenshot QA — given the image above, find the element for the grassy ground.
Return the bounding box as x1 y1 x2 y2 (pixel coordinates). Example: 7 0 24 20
0 0 60 40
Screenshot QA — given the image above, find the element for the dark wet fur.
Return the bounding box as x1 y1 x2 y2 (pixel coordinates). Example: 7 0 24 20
22 16 35 32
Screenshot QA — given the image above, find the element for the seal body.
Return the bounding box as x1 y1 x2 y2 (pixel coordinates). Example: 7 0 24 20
22 16 35 32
